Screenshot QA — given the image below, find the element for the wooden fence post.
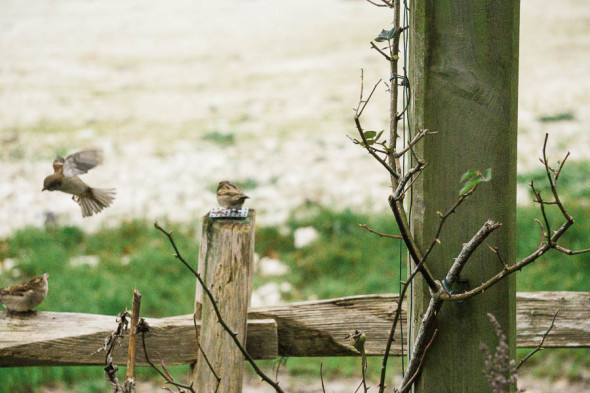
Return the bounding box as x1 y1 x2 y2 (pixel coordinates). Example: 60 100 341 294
192 211 255 393
410 1 519 391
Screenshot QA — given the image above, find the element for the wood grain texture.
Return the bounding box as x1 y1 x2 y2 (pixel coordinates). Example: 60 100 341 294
409 1 520 391
0 313 276 367
1 292 587 367
193 212 255 393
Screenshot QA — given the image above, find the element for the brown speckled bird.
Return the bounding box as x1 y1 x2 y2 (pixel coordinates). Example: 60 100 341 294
42 149 115 217
216 181 249 209
0 273 49 314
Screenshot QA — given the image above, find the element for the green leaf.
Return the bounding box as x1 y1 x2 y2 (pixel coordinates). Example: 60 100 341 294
460 169 478 183
364 131 377 139
482 168 492 181
375 28 396 42
459 179 481 195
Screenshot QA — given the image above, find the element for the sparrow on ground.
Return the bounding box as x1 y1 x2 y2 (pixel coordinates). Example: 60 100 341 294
0 273 49 314
42 149 116 217
216 181 249 209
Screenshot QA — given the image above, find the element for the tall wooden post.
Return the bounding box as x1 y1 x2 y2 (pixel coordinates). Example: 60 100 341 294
409 2 519 392
192 211 255 393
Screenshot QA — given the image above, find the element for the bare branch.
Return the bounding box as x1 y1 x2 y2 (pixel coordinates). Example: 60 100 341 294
420 186 476 264
398 329 438 393
98 311 129 393
444 220 502 288
138 319 195 393
124 290 142 393
320 363 327 393
392 128 431 159
442 136 581 302
388 195 439 291
359 223 402 239
155 223 286 393
554 244 590 255
193 313 221 390
355 117 399 180
517 310 559 370
370 41 392 60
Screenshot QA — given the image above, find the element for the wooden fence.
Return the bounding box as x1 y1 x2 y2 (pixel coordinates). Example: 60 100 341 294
1 212 589 390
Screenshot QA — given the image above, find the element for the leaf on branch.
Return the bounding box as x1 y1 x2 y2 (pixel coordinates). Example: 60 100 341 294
459 168 493 195
360 130 385 146
375 28 396 42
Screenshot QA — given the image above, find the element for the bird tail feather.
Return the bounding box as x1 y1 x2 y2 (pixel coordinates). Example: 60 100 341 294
76 188 116 217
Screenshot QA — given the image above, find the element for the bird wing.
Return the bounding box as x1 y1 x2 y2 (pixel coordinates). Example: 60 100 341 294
62 149 103 177
0 282 31 297
0 274 47 296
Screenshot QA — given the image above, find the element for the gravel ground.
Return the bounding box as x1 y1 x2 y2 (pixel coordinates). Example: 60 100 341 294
1 0 589 237
2 1 589 391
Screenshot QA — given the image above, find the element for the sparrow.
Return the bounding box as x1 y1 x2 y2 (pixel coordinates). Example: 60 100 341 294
42 149 116 217
0 273 49 314
216 181 249 209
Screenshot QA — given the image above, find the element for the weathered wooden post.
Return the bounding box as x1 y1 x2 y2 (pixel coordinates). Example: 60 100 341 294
409 1 519 391
192 210 255 393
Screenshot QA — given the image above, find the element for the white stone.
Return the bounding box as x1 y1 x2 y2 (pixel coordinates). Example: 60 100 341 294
250 282 282 307
293 226 319 248
0 258 16 274
259 256 289 276
69 255 100 267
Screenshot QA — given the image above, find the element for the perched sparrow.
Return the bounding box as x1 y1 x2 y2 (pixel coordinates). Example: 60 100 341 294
216 181 249 209
0 273 49 314
42 149 116 217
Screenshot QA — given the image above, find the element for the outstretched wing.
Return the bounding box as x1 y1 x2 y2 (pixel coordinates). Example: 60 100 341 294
62 149 103 177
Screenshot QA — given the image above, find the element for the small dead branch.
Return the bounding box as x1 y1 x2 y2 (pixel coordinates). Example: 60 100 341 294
420 185 477 264
96 311 130 393
370 41 392 60
346 330 368 393
124 289 142 393
359 223 401 239
398 329 438 393
192 313 221 389
320 363 327 393
517 310 559 370
138 319 196 393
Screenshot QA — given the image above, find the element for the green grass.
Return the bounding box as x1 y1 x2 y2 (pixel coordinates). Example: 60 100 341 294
0 168 589 390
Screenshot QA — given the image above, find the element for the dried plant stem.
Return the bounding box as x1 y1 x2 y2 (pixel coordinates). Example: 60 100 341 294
124 290 142 393
516 310 559 370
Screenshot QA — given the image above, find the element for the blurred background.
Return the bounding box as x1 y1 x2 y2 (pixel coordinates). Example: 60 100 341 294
0 0 588 392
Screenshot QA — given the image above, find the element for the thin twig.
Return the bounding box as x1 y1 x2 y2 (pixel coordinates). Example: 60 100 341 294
155 223 286 393
370 41 392 60
192 313 221 390
359 223 402 239
124 290 142 393
517 310 559 370
554 244 590 255
97 311 129 393
138 319 195 393
320 363 327 393
398 329 438 393
420 186 476 264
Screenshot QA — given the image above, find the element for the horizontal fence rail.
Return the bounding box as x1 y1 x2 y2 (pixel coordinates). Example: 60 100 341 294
0 291 588 367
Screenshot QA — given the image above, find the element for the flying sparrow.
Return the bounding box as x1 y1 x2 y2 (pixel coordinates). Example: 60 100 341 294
0 273 49 314
216 181 249 209
42 149 116 217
